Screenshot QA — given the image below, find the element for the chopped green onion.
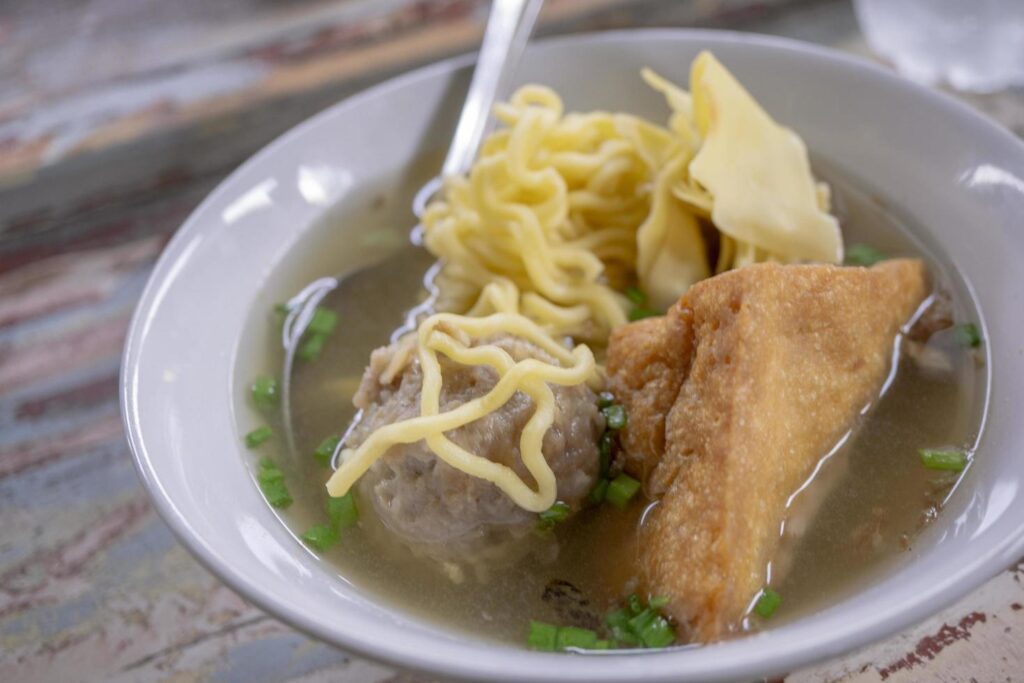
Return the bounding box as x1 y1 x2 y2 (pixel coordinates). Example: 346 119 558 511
538 501 571 529
555 626 598 651
307 307 338 336
251 376 279 411
607 473 641 509
262 480 293 509
624 286 647 306
244 425 273 449
596 391 616 409
601 404 627 430
301 524 339 552
295 306 339 361
602 614 634 647
628 307 662 321
313 435 341 467
919 448 968 472
528 622 609 652
256 467 284 486
589 479 609 504
327 492 359 529
606 607 630 629
606 595 675 649
627 607 656 635
954 323 982 349
256 459 292 508
844 243 886 267
754 589 782 619
648 595 670 609
639 614 675 648
598 431 614 474
527 621 559 651
610 626 639 646
626 594 644 616
298 332 328 361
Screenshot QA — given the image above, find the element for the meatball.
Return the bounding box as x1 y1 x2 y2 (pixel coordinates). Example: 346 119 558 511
346 333 603 564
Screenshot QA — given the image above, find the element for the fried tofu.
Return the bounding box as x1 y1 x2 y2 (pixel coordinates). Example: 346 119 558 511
605 310 693 487
607 259 928 642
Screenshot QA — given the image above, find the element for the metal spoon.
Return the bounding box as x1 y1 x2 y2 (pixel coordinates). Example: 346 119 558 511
280 0 544 456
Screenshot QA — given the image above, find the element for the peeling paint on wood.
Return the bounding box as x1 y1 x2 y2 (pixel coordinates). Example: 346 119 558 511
788 568 1024 682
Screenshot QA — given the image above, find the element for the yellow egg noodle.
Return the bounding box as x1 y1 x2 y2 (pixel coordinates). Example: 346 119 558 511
421 85 660 342
326 51 842 512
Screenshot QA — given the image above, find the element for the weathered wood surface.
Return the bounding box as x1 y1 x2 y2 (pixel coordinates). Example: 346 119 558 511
1 0 1021 681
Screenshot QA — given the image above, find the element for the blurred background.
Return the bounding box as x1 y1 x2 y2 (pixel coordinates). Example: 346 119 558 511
0 1 1021 681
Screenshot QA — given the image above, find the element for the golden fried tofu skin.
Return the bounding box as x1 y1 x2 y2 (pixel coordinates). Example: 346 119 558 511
607 259 928 642
606 310 693 487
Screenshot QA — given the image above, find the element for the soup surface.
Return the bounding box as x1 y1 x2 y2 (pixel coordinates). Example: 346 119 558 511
239 159 984 646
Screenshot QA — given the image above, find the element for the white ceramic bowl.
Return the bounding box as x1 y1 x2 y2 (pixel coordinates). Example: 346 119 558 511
122 30 1024 682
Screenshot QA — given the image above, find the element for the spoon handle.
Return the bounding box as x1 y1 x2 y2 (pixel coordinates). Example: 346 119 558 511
441 0 544 178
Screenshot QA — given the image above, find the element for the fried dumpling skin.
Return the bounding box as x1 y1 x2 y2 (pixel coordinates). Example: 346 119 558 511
607 259 928 641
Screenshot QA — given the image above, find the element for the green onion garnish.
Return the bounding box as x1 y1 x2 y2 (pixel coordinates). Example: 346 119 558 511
251 376 279 411
639 614 675 648
589 479 609 504
307 308 338 336
296 306 339 361
596 391 616 409
648 595 670 609
606 473 641 509
538 501 571 529
954 323 982 349
327 492 359 529
624 286 647 306
607 611 638 647
608 606 638 644
610 626 639 646
606 595 676 649
301 524 339 552
844 244 886 267
628 307 661 322
527 621 559 651
313 435 341 467
244 425 273 449
298 332 328 361
555 626 599 651
259 479 292 509
919 448 968 472
601 404 627 430
256 458 292 508
257 457 282 480
535 598 677 652
754 589 782 619
627 607 656 635
626 594 643 616
606 607 630 629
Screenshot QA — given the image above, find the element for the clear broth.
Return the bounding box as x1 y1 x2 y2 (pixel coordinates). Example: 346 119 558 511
244 160 984 646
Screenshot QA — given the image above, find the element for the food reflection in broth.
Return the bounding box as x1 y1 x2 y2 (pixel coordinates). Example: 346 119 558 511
245 160 982 645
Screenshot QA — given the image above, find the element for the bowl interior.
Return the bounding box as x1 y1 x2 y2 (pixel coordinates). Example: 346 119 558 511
123 30 1024 683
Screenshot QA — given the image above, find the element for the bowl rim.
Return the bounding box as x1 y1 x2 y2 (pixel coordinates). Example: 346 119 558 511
122 27 1024 682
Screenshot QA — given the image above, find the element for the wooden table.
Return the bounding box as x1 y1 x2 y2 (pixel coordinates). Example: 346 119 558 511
1 0 1021 680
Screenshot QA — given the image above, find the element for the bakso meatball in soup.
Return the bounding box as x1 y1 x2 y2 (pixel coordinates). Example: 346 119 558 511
346 333 604 564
